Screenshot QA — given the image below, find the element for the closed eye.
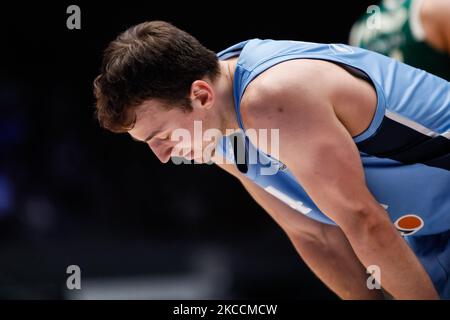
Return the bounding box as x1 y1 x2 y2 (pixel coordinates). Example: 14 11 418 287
159 132 171 141
129 131 171 144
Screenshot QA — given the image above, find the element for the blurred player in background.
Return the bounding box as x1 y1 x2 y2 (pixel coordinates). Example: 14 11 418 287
349 0 450 80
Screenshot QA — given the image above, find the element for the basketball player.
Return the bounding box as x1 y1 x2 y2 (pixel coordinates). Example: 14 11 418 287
93 21 450 299
350 0 450 80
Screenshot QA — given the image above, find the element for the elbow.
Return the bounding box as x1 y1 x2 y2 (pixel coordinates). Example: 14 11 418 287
336 202 394 243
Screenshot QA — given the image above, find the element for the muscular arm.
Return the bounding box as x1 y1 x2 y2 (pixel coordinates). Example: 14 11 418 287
241 59 438 299
215 162 384 299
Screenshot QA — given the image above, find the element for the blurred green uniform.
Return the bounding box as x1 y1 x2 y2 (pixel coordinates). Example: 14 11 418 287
350 0 450 80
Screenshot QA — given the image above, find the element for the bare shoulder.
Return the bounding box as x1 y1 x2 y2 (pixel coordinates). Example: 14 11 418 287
422 0 450 25
240 59 332 128
240 58 377 140
421 0 450 52
241 59 333 109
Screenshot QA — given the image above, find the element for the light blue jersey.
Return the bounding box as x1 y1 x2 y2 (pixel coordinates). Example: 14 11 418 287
215 39 450 298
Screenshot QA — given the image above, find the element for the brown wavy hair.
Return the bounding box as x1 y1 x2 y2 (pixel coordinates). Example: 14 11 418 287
93 21 220 132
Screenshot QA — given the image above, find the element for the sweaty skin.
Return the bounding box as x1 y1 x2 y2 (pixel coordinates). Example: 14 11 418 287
235 58 438 299
129 57 439 299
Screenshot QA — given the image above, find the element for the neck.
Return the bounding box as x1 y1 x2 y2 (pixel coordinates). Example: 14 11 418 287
214 59 241 135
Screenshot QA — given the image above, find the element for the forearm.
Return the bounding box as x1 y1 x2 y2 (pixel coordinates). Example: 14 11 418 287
288 225 384 299
237 176 383 299
342 203 439 299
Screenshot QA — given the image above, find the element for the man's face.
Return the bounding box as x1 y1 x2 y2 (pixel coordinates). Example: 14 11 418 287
128 99 222 164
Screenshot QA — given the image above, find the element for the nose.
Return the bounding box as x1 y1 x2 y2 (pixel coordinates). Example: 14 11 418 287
148 141 172 163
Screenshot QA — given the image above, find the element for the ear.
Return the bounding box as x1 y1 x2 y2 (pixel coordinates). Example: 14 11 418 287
190 80 214 110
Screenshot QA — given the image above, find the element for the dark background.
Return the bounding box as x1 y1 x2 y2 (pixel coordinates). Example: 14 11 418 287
0 1 374 299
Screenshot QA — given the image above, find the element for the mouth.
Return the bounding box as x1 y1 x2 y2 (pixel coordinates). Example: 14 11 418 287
180 148 215 162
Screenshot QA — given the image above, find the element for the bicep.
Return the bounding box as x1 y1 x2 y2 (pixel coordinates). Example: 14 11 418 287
246 70 382 230
280 100 375 228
